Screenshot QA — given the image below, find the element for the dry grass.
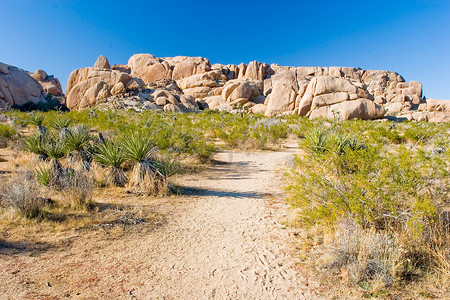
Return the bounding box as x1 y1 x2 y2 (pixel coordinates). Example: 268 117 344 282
58 170 94 209
0 149 164 247
289 217 450 298
0 187 163 243
126 162 168 195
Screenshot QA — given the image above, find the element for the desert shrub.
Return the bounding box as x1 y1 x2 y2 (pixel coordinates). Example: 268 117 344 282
0 123 17 139
0 123 18 147
288 125 450 291
93 139 127 187
0 171 43 218
289 143 445 230
369 123 405 144
59 170 94 209
189 138 216 162
251 118 289 148
402 122 441 144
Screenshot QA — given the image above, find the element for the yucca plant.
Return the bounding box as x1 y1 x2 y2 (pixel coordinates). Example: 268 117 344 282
48 115 72 130
93 139 127 186
24 132 48 160
35 164 51 186
122 133 165 194
63 125 92 170
154 155 180 177
335 134 367 155
304 128 330 155
28 112 45 127
42 136 67 189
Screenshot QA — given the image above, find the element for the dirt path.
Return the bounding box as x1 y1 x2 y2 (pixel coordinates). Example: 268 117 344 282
1 149 320 299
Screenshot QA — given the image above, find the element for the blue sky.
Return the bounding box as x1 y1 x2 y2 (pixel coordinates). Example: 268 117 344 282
1 0 449 99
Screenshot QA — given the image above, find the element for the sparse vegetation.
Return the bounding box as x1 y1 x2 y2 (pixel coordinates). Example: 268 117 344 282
0 109 449 297
0 171 44 218
0 123 17 148
287 120 450 297
59 169 94 209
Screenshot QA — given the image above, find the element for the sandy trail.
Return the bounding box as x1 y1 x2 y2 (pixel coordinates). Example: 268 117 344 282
1 149 319 299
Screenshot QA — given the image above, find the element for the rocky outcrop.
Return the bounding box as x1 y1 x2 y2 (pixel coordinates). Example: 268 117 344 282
265 71 299 117
0 62 62 111
30 69 63 96
127 54 211 83
64 53 449 122
65 63 135 110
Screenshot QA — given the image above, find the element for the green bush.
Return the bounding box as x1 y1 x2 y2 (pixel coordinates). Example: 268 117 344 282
0 123 18 147
289 140 446 231
287 122 449 290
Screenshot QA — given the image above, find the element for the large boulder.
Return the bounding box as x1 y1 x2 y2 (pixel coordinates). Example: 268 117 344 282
298 76 370 117
313 76 358 95
128 54 211 84
309 98 385 120
167 56 211 80
30 69 63 96
221 80 260 102
177 70 225 99
128 54 170 83
94 55 111 70
0 62 53 110
202 96 226 110
265 70 298 117
66 56 133 110
423 98 450 112
241 61 269 80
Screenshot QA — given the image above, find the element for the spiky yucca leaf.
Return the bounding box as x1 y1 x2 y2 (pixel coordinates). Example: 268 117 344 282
122 134 156 162
64 125 91 152
24 133 48 156
335 134 367 154
93 139 127 186
63 126 92 171
94 140 124 168
154 156 180 177
28 112 45 126
304 128 330 154
43 138 66 160
48 115 72 130
35 164 51 186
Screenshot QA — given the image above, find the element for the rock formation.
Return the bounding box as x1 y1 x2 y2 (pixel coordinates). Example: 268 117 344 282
0 62 62 111
64 54 449 122
30 69 64 97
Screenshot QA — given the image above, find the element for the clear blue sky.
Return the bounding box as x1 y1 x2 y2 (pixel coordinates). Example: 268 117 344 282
1 0 449 99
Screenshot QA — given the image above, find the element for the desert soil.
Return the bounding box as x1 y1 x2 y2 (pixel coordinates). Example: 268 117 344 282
0 147 321 299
